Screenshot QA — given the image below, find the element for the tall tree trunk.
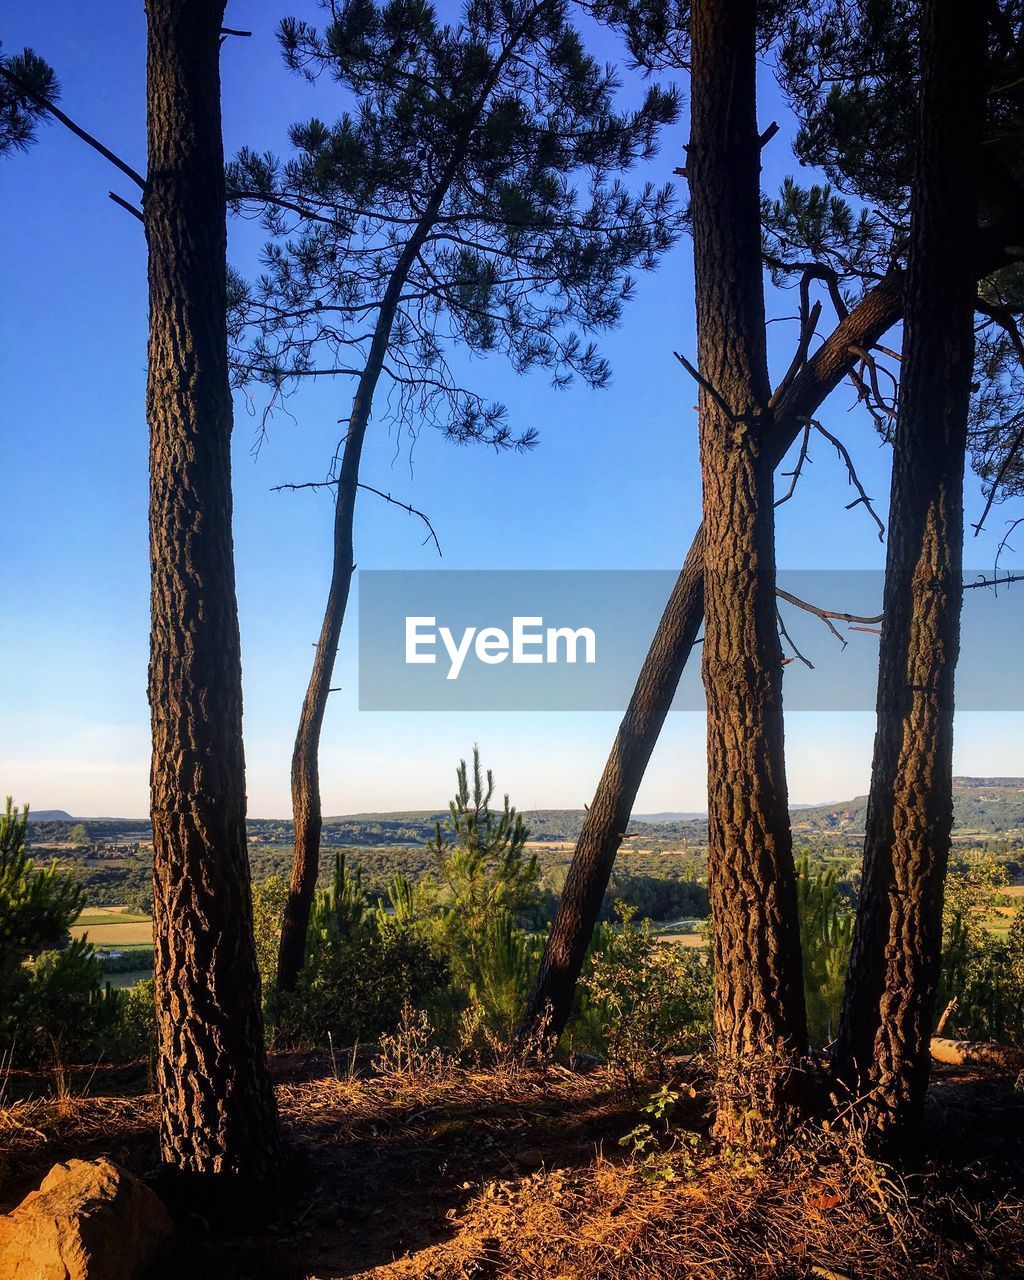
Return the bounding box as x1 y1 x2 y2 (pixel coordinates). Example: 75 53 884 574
273 23 533 992
145 0 281 1195
689 0 807 1146
516 276 907 1048
518 229 1021 1049
834 0 986 1147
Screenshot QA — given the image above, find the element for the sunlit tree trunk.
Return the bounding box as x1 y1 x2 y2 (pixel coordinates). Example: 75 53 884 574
517 278 907 1049
145 0 281 1194
834 0 986 1147
689 0 807 1146
518 131 1024 1058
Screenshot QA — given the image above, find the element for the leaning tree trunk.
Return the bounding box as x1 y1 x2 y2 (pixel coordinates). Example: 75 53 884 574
689 0 807 1147
273 28 529 992
516 192 1024 1055
145 0 281 1194
516 275 909 1047
276 399 365 995
834 0 986 1148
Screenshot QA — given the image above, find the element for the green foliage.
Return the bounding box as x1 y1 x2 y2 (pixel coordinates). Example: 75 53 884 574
762 177 893 293
228 0 682 447
251 873 289 1008
0 798 83 972
111 977 157 1066
796 852 854 1047
0 45 59 157
281 853 447 1047
576 905 712 1085
67 823 91 845
619 1082 702 1183
777 0 918 217
938 857 1024 1045
0 798 121 1070
419 748 543 1040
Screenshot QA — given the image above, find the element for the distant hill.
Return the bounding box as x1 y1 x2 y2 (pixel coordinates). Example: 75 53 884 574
28 778 1024 848
632 812 707 824
791 777 1024 836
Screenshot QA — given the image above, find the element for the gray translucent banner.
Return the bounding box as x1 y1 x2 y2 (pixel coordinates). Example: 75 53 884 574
357 569 1023 711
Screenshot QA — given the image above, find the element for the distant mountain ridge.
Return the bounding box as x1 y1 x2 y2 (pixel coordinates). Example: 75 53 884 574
791 777 1024 835
27 778 1024 844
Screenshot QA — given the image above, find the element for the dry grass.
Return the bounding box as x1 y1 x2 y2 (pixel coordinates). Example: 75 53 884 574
0 1094 157 1205
352 1121 1024 1280
2 1059 1022 1280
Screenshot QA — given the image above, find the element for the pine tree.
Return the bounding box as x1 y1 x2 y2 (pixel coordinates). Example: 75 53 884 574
518 1 1024 1053
226 0 684 995
0 45 58 156
833 0 988 1146
687 0 808 1145
0 799 119 1071
145 0 280 1199
423 747 541 1035
4 0 284 1202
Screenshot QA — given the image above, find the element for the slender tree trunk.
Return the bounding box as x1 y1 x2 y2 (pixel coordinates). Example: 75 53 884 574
273 21 535 991
276 394 367 995
145 0 280 1195
689 0 807 1146
834 0 986 1147
276 227 440 996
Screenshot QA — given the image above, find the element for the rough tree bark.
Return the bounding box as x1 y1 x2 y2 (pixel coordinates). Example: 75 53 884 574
688 0 808 1145
145 0 281 1194
518 231 1024 1052
833 0 987 1147
517 274 907 1047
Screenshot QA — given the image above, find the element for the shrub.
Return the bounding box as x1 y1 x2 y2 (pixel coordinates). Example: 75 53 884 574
281 854 446 1047
575 905 712 1086
417 747 544 1043
796 853 854 1047
111 977 157 1067
0 798 121 1073
938 858 1024 1043
251 872 289 1014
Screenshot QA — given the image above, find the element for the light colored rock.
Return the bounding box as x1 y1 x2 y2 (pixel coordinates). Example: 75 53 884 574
0 1157 173 1280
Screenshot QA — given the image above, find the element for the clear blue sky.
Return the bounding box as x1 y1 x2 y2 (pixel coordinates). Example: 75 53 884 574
2 0 1021 817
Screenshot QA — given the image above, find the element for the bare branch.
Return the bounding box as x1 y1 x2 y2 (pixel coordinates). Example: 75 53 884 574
810 420 886 541
108 191 144 222
271 477 442 556
776 605 814 668
772 299 823 407
673 351 737 421
776 586 884 649
775 422 812 508
972 414 1024 536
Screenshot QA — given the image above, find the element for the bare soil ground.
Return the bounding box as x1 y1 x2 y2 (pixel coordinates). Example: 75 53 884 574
1 1055 1022 1279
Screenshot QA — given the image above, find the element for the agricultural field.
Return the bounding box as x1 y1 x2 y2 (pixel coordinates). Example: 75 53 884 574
70 906 153 948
